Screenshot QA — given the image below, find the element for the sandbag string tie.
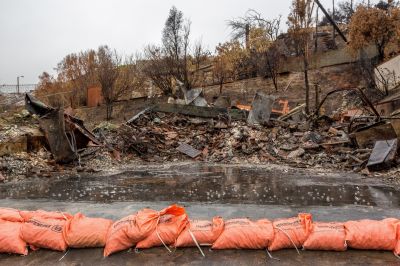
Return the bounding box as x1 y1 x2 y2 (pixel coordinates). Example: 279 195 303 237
59 249 69 261
275 227 300 255
395 253 400 260
188 229 205 257
57 211 69 261
156 213 172 253
58 211 68 220
266 249 280 261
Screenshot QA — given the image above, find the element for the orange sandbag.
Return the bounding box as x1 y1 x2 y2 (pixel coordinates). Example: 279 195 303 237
395 223 400 256
303 222 346 251
136 212 188 249
175 217 224 247
0 208 23 222
104 205 186 257
20 210 72 221
20 216 68 251
268 213 312 251
0 220 28 255
345 218 398 250
212 218 273 250
63 213 113 248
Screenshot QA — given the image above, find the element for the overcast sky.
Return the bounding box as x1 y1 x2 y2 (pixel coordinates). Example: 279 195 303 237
0 0 378 84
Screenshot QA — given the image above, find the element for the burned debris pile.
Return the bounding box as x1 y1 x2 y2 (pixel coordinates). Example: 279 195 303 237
103 109 359 170
0 95 115 182
1 88 400 183
97 89 400 177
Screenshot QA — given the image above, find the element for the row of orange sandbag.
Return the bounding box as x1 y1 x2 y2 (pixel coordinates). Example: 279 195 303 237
0 205 400 258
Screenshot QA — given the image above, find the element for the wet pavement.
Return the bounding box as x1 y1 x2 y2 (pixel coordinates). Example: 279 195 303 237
1 248 399 266
0 163 399 265
0 163 398 207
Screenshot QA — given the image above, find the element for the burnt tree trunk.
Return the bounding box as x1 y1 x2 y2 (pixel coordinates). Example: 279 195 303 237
106 102 113 121
304 56 310 115
315 83 320 115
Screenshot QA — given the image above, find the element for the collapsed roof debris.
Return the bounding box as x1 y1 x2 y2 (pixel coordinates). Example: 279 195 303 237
25 94 101 164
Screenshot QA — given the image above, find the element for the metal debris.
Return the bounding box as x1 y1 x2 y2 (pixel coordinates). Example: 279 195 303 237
177 143 202 158
367 139 398 171
247 92 274 125
25 94 101 164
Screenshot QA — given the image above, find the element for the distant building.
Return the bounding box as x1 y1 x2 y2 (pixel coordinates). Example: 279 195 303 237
375 55 400 93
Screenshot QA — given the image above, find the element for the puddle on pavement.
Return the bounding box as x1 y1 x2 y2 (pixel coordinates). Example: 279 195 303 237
0 164 398 207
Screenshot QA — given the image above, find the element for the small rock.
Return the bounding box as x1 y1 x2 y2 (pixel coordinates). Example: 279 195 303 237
328 127 339 136
231 128 244 140
293 132 304 137
361 168 370 176
298 122 310 131
302 131 322 144
0 172 5 182
280 144 299 151
302 141 320 150
167 97 175 104
287 148 305 159
215 121 228 129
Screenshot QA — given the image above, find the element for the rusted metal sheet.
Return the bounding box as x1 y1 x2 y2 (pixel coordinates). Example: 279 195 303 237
350 122 398 148
25 93 101 163
25 94 53 116
367 139 397 171
64 114 101 148
39 109 77 163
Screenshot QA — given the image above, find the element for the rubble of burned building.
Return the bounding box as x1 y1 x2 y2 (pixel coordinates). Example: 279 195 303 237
106 96 397 174
1 88 400 185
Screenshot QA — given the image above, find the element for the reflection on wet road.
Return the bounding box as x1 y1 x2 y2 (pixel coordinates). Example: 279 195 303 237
0 164 398 207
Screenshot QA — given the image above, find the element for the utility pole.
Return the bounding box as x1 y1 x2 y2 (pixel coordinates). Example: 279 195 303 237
315 83 320 115
332 0 336 46
245 23 250 50
314 0 348 43
17 76 24 94
315 7 319 52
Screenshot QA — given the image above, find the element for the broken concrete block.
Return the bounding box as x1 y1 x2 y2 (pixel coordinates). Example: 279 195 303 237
367 139 398 171
247 92 274 125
